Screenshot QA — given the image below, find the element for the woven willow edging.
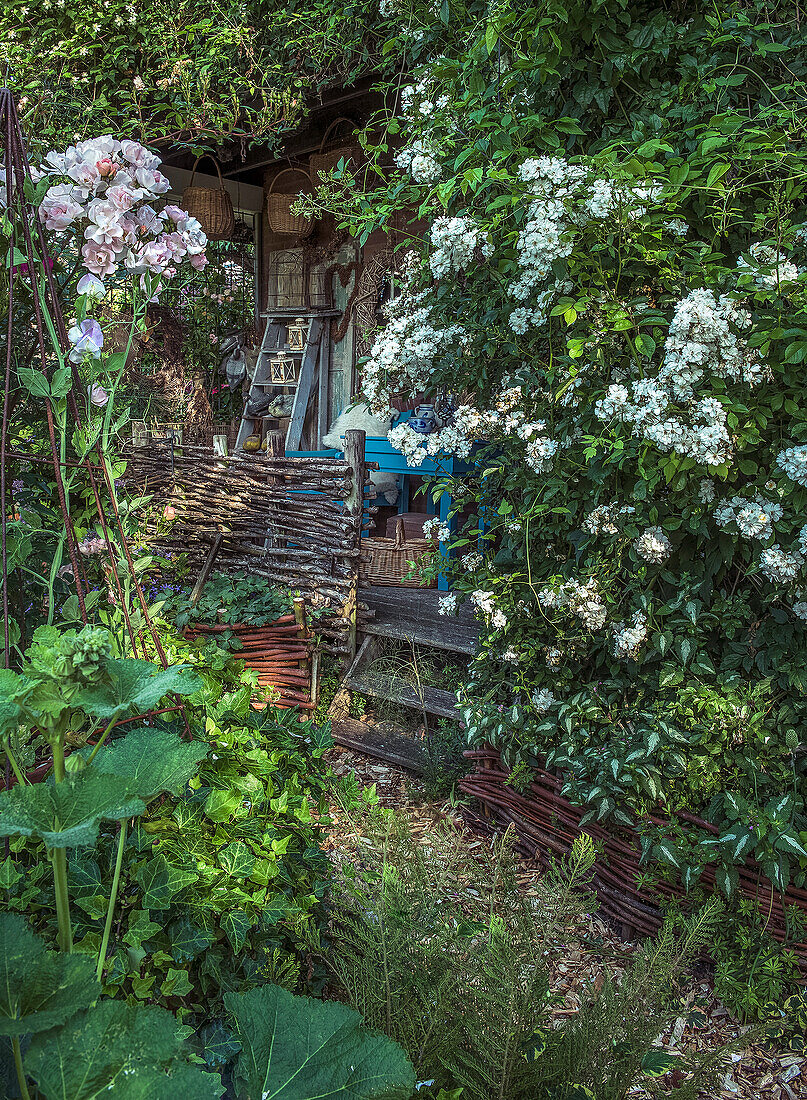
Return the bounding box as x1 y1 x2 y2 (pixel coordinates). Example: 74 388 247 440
460 747 807 972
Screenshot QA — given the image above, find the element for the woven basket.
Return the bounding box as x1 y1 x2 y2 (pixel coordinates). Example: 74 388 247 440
181 156 235 242
309 117 363 187
360 516 436 588
266 167 313 237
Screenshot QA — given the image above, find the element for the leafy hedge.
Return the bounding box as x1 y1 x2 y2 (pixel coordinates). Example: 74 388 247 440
300 0 807 903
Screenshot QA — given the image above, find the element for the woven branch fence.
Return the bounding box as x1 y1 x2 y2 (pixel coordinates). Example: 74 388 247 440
185 616 315 710
461 748 807 973
122 432 374 660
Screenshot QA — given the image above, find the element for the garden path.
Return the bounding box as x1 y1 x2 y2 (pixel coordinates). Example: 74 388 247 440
324 744 804 1100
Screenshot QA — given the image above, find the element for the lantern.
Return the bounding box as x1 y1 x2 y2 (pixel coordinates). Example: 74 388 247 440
270 352 297 385
287 317 307 351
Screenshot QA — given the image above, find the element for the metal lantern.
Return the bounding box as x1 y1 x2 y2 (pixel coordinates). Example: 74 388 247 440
269 352 297 385
287 317 307 351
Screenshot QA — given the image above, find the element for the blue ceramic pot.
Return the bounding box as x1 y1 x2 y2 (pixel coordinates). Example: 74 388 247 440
409 404 439 434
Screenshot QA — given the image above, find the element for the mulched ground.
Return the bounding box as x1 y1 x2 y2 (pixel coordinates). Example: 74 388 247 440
324 744 805 1100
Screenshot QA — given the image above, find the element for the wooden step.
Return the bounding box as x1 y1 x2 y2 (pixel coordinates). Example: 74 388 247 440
330 716 427 773
347 672 459 719
360 585 478 655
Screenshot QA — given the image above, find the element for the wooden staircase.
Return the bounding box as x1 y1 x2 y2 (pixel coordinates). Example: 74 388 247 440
329 586 480 773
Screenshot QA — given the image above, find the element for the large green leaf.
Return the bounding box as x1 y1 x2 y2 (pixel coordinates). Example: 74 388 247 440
90 725 208 800
0 668 22 736
225 984 415 1100
80 660 201 719
0 913 99 1037
26 999 224 1100
0 769 144 848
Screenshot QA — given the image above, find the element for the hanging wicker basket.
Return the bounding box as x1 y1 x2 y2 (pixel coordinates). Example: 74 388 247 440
359 516 436 588
309 117 363 187
181 155 235 242
266 167 313 237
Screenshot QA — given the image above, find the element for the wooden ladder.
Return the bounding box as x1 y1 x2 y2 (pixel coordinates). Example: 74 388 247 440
235 310 335 454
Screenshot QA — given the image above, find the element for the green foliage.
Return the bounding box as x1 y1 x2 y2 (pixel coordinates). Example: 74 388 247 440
225 984 415 1099
3 692 334 1027
0 769 146 849
0 913 99 1037
159 572 296 633
1 626 337 1098
711 897 805 1025
296 0 807 907
79 658 201 720
87 724 209 801
26 999 224 1100
324 812 730 1099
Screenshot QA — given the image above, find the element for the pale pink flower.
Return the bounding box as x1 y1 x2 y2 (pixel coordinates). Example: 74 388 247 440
105 183 136 211
190 251 209 271
162 204 186 222
84 199 126 249
179 215 207 255
40 184 82 230
66 160 100 195
135 204 164 235
81 241 118 278
134 167 169 195
121 139 159 170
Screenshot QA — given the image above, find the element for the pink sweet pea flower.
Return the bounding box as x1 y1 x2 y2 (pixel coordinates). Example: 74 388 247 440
190 251 209 271
90 383 109 407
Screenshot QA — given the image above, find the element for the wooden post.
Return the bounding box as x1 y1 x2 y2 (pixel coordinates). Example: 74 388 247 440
264 430 285 485
342 428 365 670
189 532 223 606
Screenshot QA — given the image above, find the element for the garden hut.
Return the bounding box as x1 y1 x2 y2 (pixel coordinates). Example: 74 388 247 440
160 86 472 595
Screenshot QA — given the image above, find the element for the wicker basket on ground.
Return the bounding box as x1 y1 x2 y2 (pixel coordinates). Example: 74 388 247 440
360 516 436 588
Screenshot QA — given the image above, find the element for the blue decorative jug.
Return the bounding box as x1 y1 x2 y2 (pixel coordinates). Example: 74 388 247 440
408 403 439 434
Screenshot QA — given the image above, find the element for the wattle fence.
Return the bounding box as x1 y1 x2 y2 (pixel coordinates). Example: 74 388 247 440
122 431 373 663
461 747 807 974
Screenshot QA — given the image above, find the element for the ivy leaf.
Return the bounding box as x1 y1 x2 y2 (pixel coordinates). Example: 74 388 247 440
80 659 200 719
200 1019 242 1067
222 910 254 953
168 916 215 963
225 984 415 1100
0 856 21 890
135 855 196 909
0 770 145 848
89 725 208 801
68 855 107 918
204 787 242 822
0 912 99 1037
26 1000 224 1100
122 910 163 950
219 841 255 878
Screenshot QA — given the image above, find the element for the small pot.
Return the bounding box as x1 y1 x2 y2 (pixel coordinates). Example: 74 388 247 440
409 403 439 435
